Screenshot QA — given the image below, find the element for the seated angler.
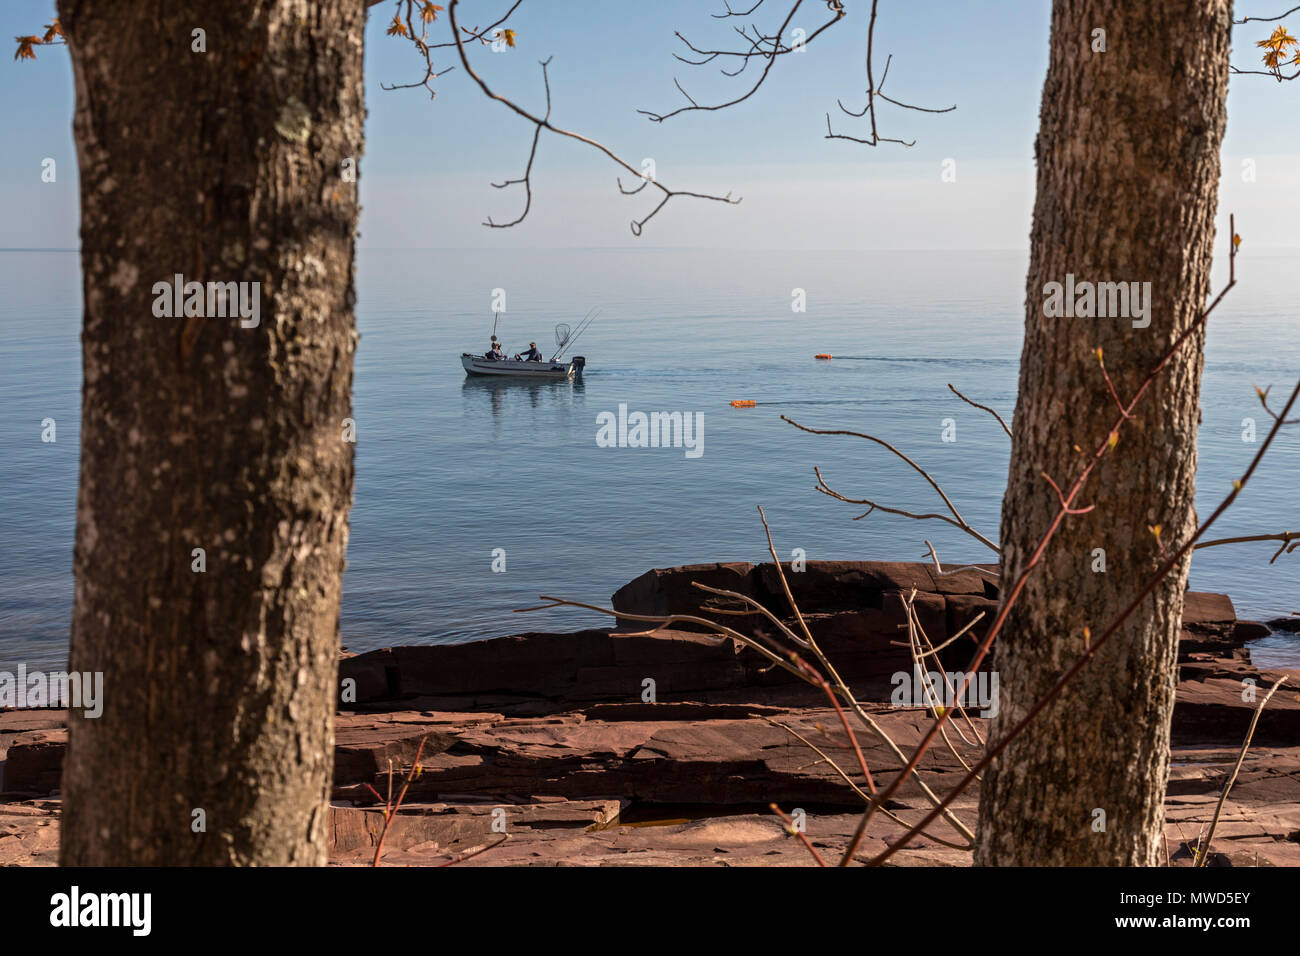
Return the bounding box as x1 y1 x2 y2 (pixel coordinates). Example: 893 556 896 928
515 341 543 362
485 341 505 360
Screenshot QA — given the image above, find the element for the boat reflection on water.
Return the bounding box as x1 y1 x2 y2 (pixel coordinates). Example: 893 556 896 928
461 372 586 420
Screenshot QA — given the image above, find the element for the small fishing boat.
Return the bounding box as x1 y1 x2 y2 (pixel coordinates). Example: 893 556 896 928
461 310 594 380
460 353 583 379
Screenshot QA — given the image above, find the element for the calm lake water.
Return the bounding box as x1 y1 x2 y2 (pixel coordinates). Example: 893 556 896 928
2 247 1297 670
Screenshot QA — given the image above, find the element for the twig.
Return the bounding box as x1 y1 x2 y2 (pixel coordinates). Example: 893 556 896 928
1235 5 1300 22
752 506 973 842
947 383 1012 438
903 591 985 748
769 803 828 865
824 2 954 146
517 506 978 845
438 834 510 867
640 1 846 122
1196 675 1288 866
923 540 999 580
1195 531 1300 563
368 735 430 867
446 0 740 234
784 419 998 552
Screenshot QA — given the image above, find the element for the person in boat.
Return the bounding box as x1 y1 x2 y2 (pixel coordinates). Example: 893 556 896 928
485 341 505 360
515 341 543 362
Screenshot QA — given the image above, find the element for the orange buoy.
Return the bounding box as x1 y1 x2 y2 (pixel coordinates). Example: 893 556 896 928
815 353 832 360
730 400 756 407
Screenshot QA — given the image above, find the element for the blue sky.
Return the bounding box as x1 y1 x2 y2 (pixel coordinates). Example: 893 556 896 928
4 0 1299 248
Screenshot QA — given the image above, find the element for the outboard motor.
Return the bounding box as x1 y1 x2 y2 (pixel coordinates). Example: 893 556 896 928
572 356 586 376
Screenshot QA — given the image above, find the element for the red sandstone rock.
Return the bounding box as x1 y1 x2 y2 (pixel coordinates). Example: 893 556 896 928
612 562 762 632
4 561 1296 870
333 717 457 784
1183 591 1237 625
2 729 66 795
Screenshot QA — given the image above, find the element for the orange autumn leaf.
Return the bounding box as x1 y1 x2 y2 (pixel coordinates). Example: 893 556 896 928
387 14 408 37
1260 26 1298 49
421 3 444 23
42 20 62 43
1258 25 1298 69
14 35 40 61
502 28 517 48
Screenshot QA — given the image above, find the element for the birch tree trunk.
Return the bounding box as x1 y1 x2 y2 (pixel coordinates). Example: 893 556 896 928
58 0 364 865
976 0 1232 865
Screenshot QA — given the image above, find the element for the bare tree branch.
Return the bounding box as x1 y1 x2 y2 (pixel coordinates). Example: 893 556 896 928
1231 13 1300 81
639 0 951 149
377 0 459 98
1195 531 1300 563
783 416 999 553
1235 5 1300 23
946 383 1012 438
923 540 999 580
427 0 526 49
445 0 740 234
515 505 979 845
1195 674 1289 866
639 1 847 123
824 5 955 147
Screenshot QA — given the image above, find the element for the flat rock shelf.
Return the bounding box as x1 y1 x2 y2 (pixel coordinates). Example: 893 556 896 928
3 561 1297 866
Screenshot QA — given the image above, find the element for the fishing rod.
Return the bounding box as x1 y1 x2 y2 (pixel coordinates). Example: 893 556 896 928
551 308 599 361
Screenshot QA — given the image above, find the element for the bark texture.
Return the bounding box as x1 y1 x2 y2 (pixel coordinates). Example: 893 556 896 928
976 0 1231 865
58 0 364 864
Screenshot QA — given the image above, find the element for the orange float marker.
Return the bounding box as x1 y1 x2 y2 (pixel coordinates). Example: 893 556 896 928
815 353 832 360
730 400 756 407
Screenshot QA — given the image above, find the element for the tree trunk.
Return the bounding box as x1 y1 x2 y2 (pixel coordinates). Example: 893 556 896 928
58 0 364 865
976 0 1231 865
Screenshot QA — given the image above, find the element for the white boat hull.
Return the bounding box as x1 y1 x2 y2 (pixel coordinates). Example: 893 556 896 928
461 353 580 379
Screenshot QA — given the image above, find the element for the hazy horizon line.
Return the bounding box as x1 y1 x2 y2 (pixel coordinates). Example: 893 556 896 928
8 246 1299 254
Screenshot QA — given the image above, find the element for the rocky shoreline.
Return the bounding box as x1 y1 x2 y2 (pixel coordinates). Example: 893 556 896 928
3 561 1298 866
